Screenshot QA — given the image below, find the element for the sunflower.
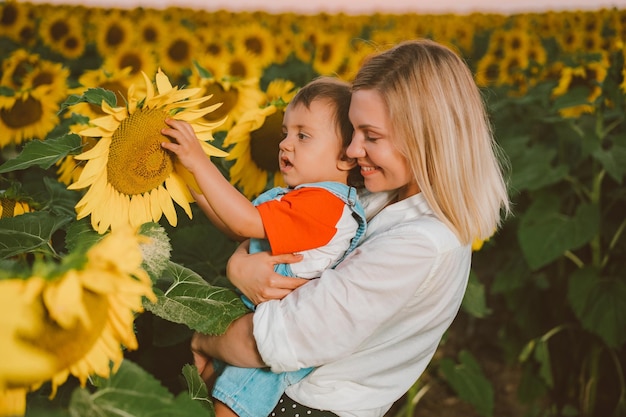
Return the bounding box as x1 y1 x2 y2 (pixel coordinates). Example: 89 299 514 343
222 81 294 199
136 10 167 47
0 197 34 218
21 59 70 103
552 60 609 118
37 8 73 50
56 136 97 186
103 45 158 85
187 68 265 132
0 227 156 415
230 23 276 68
156 29 199 81
221 48 264 81
0 1 30 42
94 11 136 57
0 86 60 147
311 31 351 77
68 69 227 234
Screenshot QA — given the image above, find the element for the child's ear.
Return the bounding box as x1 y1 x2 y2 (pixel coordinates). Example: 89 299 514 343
337 156 357 172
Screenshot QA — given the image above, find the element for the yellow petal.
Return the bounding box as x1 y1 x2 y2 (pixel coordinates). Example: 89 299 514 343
200 140 229 157
165 174 192 219
157 185 177 227
155 68 173 95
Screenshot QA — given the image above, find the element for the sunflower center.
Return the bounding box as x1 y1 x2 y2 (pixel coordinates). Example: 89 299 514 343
1 198 16 218
245 36 263 55
1 4 18 26
107 107 173 196
30 290 109 370
106 23 125 48
249 109 284 172
119 52 142 75
228 59 247 78
202 83 238 122
0 96 43 129
168 39 190 63
32 71 54 88
50 20 69 42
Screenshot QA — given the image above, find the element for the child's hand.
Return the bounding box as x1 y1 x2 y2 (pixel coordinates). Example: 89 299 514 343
161 118 207 174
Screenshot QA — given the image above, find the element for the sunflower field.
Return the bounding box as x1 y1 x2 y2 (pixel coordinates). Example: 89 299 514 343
1 1 625 416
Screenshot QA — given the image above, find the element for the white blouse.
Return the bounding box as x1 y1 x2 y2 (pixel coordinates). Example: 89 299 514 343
253 191 472 417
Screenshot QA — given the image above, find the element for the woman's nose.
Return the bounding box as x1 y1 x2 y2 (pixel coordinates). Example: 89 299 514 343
346 135 365 159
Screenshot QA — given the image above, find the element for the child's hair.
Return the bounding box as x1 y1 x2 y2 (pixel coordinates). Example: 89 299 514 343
352 39 510 244
289 76 363 188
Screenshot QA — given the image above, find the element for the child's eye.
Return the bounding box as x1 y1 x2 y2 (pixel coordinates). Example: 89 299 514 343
297 132 308 140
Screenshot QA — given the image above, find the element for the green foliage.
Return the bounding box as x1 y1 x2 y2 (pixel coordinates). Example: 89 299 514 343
439 351 494 417
145 261 249 335
465 47 626 417
68 360 211 417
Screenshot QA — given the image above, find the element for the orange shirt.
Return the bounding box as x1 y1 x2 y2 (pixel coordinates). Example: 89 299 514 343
255 187 346 255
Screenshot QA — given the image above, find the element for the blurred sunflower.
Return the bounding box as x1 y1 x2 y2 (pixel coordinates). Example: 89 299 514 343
0 227 157 415
230 23 276 68
21 59 70 103
136 11 167 47
39 11 85 59
0 86 60 147
0 197 34 218
221 48 263 81
156 29 199 81
187 68 265 131
103 46 158 85
37 8 73 50
0 0 30 41
474 54 501 88
222 80 296 199
55 136 97 186
68 69 227 233
552 59 609 118
311 31 350 76
94 11 136 57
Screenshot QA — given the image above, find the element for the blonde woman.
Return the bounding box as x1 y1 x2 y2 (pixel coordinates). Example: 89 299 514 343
191 39 510 417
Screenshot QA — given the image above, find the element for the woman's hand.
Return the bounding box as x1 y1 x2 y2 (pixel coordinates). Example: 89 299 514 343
227 240 307 305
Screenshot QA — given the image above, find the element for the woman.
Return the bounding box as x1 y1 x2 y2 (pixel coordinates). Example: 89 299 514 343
191 38 510 417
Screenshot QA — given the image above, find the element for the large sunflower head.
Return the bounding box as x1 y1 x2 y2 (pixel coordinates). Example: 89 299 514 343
67 69 227 234
0 227 157 415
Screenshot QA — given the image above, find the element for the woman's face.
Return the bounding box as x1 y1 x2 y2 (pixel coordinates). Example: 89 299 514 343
347 89 419 200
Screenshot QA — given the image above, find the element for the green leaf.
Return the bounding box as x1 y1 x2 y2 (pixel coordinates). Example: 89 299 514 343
42 176 81 218
518 196 600 270
0 134 82 173
439 350 494 417
59 87 117 113
0 211 72 259
64 218 102 253
568 268 626 348
68 360 211 417
507 144 568 192
593 133 626 183
461 271 492 318
144 261 249 335
183 364 214 413
534 339 554 388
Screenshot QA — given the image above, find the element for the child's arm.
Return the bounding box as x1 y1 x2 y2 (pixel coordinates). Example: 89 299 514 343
161 118 266 240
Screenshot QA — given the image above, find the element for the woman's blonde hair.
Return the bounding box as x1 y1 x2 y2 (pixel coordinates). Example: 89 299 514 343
352 39 510 244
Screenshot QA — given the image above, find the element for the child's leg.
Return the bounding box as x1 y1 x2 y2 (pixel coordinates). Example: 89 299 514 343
214 399 239 417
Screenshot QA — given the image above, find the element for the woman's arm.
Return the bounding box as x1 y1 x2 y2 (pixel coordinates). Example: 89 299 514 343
191 314 264 368
161 118 265 239
227 240 308 304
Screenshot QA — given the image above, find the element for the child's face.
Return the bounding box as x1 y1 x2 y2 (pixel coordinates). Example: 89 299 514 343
279 99 354 188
